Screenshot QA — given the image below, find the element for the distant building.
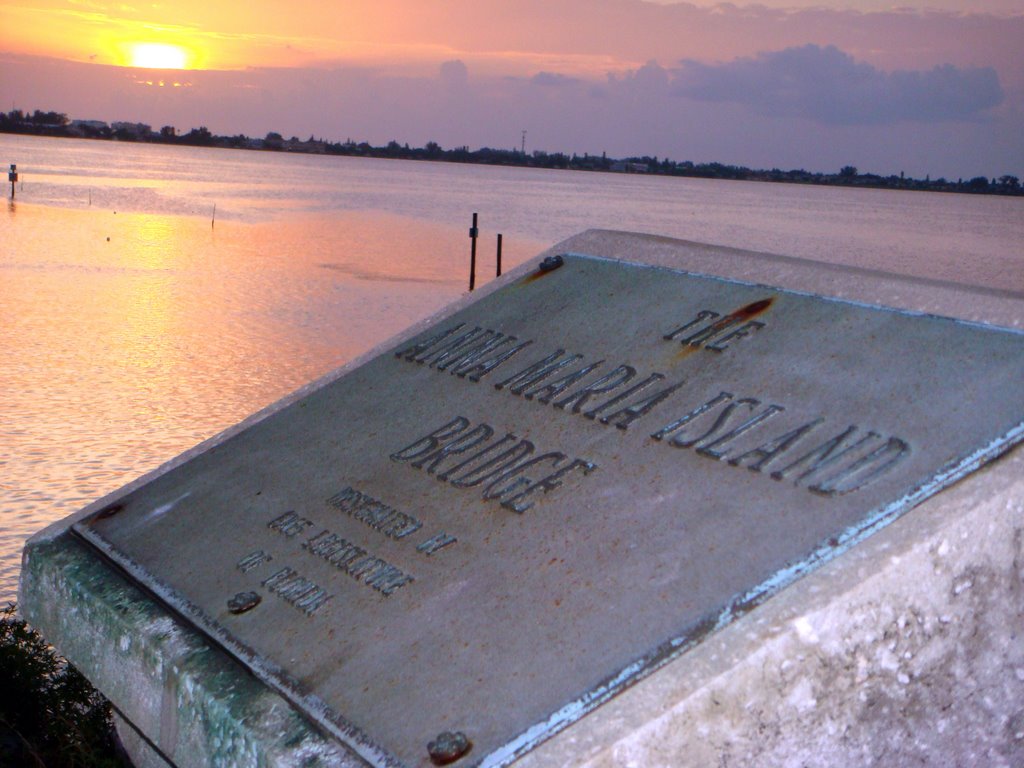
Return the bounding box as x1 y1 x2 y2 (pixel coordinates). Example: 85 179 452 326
111 121 152 137
610 161 649 173
69 119 109 137
284 138 326 154
71 119 109 131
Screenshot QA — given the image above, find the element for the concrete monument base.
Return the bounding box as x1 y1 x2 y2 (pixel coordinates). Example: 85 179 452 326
20 231 1024 767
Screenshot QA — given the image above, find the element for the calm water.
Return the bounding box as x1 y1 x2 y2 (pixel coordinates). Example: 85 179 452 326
2 134 1022 602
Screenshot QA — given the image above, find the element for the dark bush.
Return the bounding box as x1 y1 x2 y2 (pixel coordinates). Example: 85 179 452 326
0 603 123 767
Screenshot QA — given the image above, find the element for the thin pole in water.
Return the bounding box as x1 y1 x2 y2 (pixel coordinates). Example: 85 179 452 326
212 203 216 229
496 233 503 277
468 212 478 291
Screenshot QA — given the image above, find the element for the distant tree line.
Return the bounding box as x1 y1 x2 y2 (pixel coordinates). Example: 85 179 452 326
1 109 1020 196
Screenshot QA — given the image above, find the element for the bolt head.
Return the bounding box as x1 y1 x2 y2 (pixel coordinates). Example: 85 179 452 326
227 591 261 614
95 503 124 520
539 254 565 272
428 731 471 765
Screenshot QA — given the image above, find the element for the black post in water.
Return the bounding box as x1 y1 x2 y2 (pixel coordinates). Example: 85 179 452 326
468 212 479 291
496 233 503 277
8 164 17 200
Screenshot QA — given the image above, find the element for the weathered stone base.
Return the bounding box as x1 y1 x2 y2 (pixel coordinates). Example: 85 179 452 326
114 713 173 768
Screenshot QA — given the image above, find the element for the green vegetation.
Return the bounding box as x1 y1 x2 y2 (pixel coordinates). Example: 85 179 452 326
0 604 122 767
1 108 1020 196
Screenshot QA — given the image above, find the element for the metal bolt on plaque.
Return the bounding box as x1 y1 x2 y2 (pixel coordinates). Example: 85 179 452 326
539 254 564 272
227 592 261 614
427 731 471 765
94 503 124 520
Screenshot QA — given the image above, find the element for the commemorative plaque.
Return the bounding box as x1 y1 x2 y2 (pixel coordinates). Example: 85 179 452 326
74 253 1024 768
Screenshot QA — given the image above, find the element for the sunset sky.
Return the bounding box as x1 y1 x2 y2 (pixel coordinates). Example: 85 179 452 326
1 0 1021 178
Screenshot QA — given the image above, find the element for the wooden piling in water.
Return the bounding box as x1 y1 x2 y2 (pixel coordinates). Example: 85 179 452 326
468 212 478 291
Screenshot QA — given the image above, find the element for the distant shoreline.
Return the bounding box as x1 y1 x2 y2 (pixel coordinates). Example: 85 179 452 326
3 110 1021 197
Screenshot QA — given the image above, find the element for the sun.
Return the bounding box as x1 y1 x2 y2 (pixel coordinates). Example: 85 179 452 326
129 43 188 69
